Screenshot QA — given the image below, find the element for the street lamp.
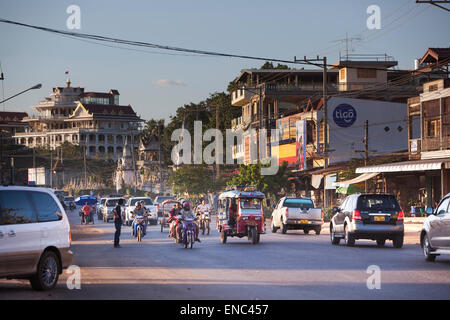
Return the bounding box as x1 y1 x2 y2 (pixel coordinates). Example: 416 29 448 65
0 83 42 104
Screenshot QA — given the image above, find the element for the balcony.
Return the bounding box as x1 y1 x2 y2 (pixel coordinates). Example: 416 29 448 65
231 114 252 130
231 88 254 106
422 136 450 152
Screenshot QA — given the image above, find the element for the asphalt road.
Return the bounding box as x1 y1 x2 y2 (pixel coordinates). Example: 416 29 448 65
1 208 449 300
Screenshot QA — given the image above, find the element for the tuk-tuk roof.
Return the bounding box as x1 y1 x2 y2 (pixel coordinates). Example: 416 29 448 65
218 189 265 199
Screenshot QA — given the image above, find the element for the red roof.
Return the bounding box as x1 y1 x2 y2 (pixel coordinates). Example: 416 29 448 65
420 48 450 64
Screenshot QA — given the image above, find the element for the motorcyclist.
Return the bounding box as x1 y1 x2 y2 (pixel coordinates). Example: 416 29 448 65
132 201 147 236
168 202 182 238
197 199 211 215
179 201 201 242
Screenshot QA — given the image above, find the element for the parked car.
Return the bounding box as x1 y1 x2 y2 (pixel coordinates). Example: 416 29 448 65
64 196 76 210
271 197 324 235
102 197 126 223
96 198 107 219
421 193 450 262
330 193 404 248
0 186 73 291
125 197 157 226
154 196 176 217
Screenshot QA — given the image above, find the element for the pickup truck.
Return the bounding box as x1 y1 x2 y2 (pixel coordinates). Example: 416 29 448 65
271 197 324 235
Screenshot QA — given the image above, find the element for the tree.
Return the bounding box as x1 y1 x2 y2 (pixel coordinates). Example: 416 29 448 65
227 162 291 199
168 165 214 197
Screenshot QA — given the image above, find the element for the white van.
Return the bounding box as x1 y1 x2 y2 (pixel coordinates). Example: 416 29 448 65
0 186 73 291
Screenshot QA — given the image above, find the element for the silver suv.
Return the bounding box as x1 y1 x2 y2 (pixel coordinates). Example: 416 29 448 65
421 193 450 262
330 193 404 248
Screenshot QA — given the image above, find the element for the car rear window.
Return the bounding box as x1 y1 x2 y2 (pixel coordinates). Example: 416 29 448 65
283 198 314 209
357 195 400 212
131 198 153 206
106 199 124 206
156 197 175 203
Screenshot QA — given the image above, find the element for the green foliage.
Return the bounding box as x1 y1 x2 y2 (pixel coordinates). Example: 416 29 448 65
226 162 291 199
168 165 214 196
260 62 290 70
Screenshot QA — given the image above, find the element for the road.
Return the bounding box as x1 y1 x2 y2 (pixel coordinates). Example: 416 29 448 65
0 208 449 300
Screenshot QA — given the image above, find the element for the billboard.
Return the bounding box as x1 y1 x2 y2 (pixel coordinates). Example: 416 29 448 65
296 120 307 170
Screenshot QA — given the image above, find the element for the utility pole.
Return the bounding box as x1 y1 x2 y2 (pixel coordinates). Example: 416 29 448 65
294 55 328 209
215 102 220 178
83 140 87 189
50 149 53 188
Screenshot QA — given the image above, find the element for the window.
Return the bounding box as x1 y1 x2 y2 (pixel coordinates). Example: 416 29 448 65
436 197 450 215
32 192 63 222
357 68 377 79
283 198 314 209
339 69 345 81
240 198 261 210
357 195 400 212
131 198 153 206
0 191 37 225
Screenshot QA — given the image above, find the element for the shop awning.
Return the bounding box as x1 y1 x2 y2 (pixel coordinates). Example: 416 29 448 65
334 172 379 187
356 158 450 173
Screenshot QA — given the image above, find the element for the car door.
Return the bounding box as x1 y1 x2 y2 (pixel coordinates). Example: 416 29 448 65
0 190 41 277
31 191 65 252
335 196 349 233
429 197 450 248
272 198 282 227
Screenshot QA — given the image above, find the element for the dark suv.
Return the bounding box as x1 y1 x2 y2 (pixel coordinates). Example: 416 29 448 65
330 194 404 248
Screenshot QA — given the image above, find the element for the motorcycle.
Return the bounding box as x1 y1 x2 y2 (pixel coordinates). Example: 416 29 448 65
69 202 76 211
170 214 183 243
199 211 211 235
79 210 92 225
182 216 197 249
132 213 147 242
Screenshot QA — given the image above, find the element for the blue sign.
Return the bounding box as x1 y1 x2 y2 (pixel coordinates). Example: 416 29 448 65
333 103 357 128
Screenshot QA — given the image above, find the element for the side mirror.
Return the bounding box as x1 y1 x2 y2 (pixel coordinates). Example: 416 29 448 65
425 207 434 216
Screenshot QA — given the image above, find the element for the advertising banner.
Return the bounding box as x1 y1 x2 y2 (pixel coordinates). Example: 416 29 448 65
296 120 307 170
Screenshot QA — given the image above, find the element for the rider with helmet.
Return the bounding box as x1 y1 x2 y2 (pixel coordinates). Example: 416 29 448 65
132 201 147 236
179 201 201 242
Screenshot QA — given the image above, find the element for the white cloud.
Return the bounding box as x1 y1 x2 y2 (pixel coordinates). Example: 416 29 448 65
153 79 186 87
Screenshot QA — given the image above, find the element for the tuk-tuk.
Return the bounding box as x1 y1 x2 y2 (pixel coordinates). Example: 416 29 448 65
217 186 265 244
160 199 182 233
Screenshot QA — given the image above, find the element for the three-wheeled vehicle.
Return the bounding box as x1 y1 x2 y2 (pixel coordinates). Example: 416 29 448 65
160 199 181 233
217 186 266 244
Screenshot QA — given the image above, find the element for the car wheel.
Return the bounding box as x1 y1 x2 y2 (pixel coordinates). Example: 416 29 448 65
303 229 310 235
281 222 287 234
315 227 321 235
30 251 60 291
422 234 436 262
330 224 340 245
392 235 403 249
271 221 278 233
376 239 386 247
344 224 355 247
221 230 227 244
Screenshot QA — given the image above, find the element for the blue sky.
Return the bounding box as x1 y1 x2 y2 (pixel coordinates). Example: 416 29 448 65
0 0 449 122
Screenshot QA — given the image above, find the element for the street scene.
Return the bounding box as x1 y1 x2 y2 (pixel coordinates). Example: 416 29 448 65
0 0 449 303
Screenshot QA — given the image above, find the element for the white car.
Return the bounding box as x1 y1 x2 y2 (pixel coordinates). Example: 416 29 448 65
421 193 450 262
271 197 324 235
125 197 157 226
0 186 73 291
96 198 107 219
102 198 126 223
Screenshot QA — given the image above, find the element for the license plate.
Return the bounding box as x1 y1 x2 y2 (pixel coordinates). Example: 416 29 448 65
373 216 385 222
300 220 309 224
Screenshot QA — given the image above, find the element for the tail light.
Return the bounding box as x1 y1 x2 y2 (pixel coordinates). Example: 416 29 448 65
397 210 404 221
353 210 362 221
285 207 289 218
69 230 72 246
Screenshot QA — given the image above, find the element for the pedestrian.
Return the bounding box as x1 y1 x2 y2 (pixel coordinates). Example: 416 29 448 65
113 198 124 248
82 202 91 224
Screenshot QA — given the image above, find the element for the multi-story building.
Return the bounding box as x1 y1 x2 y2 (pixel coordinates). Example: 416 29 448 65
355 48 450 210
13 79 142 160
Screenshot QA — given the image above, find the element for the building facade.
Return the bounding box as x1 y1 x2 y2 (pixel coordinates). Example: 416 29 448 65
13 79 142 160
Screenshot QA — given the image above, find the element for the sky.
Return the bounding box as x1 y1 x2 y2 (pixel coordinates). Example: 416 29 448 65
0 0 449 122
